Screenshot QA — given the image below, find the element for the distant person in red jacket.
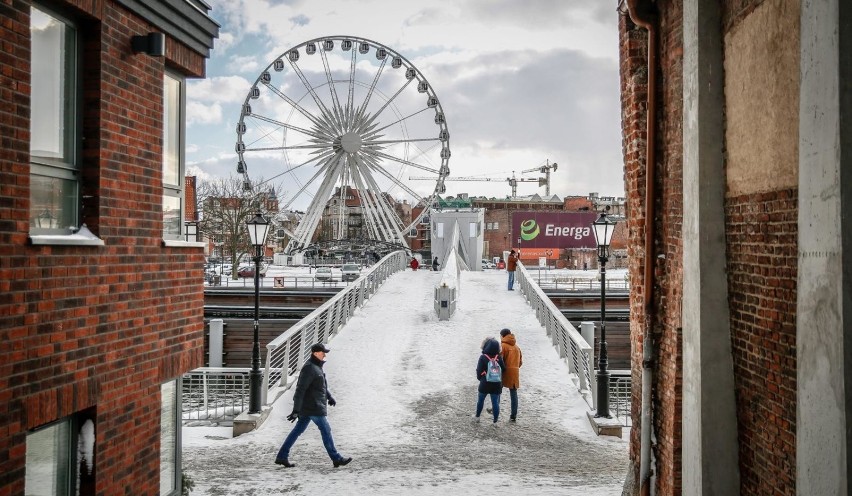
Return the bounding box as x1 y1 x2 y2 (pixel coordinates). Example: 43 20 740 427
507 250 518 290
410 257 419 271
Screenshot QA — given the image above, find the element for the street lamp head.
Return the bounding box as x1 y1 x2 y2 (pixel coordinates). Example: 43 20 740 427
246 212 270 248
592 211 617 261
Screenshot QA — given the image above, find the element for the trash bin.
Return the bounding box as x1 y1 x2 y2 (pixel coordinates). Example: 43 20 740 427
212 275 221 285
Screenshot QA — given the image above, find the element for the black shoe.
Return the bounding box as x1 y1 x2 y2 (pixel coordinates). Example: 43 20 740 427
333 457 353 468
510 416 516 422
275 458 295 468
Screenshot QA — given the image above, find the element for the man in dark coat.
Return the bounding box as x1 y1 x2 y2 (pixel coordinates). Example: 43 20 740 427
275 343 352 468
473 337 506 425
432 257 440 271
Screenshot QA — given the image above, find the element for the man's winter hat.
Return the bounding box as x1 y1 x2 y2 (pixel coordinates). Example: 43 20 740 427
500 328 511 337
311 342 331 353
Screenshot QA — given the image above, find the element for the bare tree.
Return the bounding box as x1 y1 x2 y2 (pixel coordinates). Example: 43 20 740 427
196 176 279 278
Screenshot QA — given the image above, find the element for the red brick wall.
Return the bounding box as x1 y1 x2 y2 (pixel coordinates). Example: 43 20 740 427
620 2 685 493
726 190 797 494
0 2 208 494
621 2 799 495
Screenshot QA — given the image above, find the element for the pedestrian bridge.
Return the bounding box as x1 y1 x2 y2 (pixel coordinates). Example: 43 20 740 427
182 253 630 495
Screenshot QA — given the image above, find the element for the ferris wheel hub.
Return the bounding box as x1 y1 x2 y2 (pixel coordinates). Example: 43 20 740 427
340 131 363 153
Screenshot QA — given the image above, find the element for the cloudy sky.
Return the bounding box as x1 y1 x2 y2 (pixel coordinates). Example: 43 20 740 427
186 1 624 206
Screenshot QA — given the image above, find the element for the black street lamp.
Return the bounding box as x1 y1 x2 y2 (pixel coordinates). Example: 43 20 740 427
246 212 270 414
592 210 617 418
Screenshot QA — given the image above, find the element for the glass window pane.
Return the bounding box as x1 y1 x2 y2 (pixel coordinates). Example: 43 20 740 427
26 420 71 496
163 75 181 186
30 174 77 231
160 381 177 495
30 7 75 163
163 196 181 238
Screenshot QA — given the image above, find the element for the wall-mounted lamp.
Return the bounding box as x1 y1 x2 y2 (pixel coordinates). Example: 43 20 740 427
131 32 165 57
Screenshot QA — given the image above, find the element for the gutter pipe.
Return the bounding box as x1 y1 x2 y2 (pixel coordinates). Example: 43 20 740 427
625 1 657 495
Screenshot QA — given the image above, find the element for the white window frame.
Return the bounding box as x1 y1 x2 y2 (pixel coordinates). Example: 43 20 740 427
29 4 80 236
163 71 186 241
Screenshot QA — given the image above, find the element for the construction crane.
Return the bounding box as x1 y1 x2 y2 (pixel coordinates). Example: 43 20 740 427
520 159 558 196
409 172 547 197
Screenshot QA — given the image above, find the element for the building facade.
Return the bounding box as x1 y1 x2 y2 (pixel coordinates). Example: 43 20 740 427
619 0 850 494
0 1 217 494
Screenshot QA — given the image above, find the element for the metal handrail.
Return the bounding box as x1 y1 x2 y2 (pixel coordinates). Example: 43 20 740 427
517 263 633 424
260 250 408 404
516 263 595 403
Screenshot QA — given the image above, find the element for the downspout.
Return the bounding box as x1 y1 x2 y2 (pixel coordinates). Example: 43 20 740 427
625 1 657 495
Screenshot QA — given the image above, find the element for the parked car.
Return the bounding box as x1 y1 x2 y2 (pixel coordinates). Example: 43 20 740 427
341 263 361 282
237 263 268 278
314 266 333 282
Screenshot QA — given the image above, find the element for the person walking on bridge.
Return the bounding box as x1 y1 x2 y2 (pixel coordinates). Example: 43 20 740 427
500 328 523 421
473 337 505 425
507 250 518 290
275 342 352 468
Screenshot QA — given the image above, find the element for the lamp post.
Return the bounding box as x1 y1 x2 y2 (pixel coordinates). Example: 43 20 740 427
246 212 270 414
592 210 617 418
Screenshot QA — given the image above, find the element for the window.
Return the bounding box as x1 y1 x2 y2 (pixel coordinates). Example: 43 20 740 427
26 419 74 495
493 221 499 230
160 380 180 495
163 72 186 239
30 5 79 233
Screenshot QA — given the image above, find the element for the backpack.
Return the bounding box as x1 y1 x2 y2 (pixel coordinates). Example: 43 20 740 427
485 354 502 382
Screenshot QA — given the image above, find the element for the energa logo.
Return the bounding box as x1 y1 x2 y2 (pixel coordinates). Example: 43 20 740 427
520 219 539 241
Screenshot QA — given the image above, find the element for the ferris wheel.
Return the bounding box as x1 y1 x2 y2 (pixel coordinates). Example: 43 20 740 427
235 36 450 254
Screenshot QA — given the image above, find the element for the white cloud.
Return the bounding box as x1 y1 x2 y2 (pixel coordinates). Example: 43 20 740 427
187 101 223 125
192 0 625 199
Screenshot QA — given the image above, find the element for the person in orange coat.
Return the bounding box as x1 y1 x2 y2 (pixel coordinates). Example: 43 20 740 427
499 328 523 421
410 257 419 270
506 250 518 290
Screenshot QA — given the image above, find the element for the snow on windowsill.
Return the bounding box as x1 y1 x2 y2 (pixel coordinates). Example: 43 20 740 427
29 224 105 246
162 239 207 248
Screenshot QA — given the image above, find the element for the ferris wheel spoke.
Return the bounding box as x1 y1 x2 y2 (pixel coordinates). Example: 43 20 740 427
368 137 443 146
352 162 400 242
361 77 414 130
372 107 432 135
280 153 341 211
372 151 440 175
247 113 325 140
288 58 337 127
263 83 334 135
244 144 329 152
355 56 389 122
346 49 357 128
319 47 343 119
364 159 429 206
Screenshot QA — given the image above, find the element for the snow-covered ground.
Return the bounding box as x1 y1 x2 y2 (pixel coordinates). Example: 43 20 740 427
183 268 629 495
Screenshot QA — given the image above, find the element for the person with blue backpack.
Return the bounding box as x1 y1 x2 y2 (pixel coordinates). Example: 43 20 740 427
473 337 506 425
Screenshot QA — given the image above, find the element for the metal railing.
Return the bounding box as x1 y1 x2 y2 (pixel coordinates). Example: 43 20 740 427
181 368 250 423
182 251 407 424
523 267 631 292
610 372 633 427
260 250 408 404
516 263 633 425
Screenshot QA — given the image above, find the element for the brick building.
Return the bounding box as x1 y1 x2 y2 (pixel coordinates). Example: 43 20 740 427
619 0 849 494
474 193 627 268
0 1 217 494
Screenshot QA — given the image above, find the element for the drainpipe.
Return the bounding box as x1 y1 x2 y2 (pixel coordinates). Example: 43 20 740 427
625 1 657 495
